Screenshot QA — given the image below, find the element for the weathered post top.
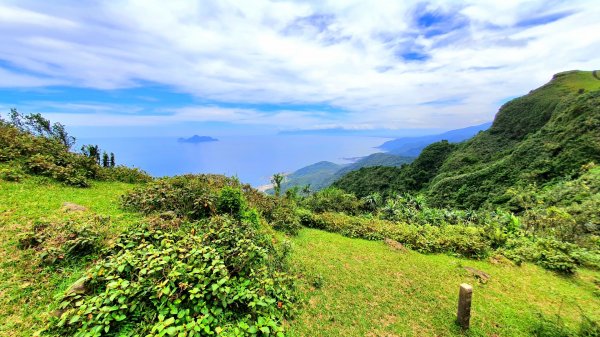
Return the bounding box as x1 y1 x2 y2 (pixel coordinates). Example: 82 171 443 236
457 283 473 329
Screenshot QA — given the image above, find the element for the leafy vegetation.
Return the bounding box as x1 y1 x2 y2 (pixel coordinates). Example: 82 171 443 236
333 140 456 198
45 216 295 337
0 109 152 187
335 71 600 209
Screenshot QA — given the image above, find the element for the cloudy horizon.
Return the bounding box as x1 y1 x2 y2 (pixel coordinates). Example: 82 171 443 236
1 0 599 137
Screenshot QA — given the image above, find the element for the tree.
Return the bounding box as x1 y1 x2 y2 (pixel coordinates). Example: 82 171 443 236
5 109 75 148
110 153 115 167
81 144 101 164
301 184 311 196
102 152 109 167
271 173 285 197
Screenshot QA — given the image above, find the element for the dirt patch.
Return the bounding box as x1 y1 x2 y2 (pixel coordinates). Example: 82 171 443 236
62 202 87 212
464 266 491 284
384 238 407 252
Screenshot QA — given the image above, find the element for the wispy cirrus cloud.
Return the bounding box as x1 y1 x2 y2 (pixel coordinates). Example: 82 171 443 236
0 0 598 135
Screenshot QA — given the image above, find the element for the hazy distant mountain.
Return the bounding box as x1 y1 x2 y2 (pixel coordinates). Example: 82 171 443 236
177 135 218 143
378 122 492 156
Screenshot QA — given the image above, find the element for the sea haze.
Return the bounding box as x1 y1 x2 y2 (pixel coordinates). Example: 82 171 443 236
77 135 391 186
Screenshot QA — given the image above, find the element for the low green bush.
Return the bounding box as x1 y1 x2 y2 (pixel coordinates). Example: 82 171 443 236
45 215 296 337
98 165 153 184
299 210 599 271
0 165 25 182
122 174 303 236
301 211 490 258
18 222 104 266
302 187 364 215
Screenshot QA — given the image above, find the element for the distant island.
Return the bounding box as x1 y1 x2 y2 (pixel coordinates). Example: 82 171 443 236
177 135 218 143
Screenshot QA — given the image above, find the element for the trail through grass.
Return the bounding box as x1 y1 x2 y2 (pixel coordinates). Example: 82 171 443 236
288 229 600 337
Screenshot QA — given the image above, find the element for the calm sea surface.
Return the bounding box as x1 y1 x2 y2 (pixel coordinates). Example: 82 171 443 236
78 136 390 186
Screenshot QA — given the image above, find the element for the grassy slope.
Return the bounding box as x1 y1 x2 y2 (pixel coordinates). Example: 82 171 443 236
288 229 600 337
0 176 143 336
2 176 599 337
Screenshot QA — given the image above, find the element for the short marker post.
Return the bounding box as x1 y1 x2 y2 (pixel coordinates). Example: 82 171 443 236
457 283 473 329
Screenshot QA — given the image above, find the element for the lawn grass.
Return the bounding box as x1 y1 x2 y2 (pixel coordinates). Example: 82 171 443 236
288 229 600 337
0 177 143 336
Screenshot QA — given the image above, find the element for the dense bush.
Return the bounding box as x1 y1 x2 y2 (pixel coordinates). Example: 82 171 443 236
302 187 364 215
97 166 153 184
18 221 105 266
121 174 304 237
300 211 491 258
297 204 599 272
45 215 296 336
1 109 152 187
0 165 25 182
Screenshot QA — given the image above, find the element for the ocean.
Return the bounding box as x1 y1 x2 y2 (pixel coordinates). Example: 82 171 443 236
78 135 390 186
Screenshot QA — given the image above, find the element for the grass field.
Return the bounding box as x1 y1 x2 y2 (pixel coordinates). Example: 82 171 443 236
288 229 600 337
0 177 143 336
1 178 599 336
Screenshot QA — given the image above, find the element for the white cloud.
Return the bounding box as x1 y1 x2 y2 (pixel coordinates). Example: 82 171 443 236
0 0 599 130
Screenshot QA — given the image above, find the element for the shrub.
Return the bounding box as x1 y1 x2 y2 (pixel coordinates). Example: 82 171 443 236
303 187 364 215
18 222 103 266
217 186 246 218
98 165 153 184
0 166 25 182
302 211 491 258
533 238 584 274
122 175 272 221
45 216 296 336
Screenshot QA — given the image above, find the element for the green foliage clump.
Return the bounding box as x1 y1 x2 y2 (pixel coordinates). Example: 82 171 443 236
97 166 152 184
121 174 303 237
18 221 104 266
296 191 599 272
300 211 490 258
0 109 150 187
302 187 364 215
217 186 247 217
45 216 295 337
121 175 227 219
0 165 25 182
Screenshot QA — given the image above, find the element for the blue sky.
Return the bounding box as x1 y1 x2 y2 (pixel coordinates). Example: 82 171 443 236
0 0 599 137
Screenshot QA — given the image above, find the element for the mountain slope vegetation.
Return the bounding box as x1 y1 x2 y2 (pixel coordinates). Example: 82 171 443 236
335 70 600 210
277 153 414 193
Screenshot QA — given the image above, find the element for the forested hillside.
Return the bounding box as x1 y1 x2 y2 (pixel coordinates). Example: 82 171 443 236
275 152 413 193
335 70 600 210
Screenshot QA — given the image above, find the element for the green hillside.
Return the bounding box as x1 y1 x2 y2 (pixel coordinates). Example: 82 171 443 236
335 70 600 209
278 153 414 193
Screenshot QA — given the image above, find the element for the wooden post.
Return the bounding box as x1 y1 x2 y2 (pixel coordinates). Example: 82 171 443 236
457 283 473 329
